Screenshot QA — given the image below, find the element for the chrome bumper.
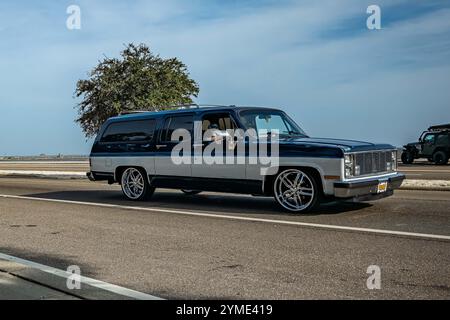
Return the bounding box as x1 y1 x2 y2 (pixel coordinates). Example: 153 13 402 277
87 171 115 184
334 173 405 199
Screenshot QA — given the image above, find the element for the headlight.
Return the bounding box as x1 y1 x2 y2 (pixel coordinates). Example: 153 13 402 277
344 154 352 164
386 151 397 171
344 154 354 177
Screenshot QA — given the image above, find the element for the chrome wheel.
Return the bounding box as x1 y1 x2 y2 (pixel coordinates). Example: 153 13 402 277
121 168 146 200
274 169 315 212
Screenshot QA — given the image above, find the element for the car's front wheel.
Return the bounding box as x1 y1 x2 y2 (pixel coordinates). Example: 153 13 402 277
401 151 414 164
273 169 320 213
120 167 155 200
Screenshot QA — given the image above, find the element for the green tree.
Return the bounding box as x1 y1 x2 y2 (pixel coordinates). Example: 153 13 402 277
75 43 199 137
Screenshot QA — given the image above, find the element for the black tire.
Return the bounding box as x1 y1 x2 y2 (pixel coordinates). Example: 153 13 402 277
433 151 449 165
181 189 202 195
120 167 155 201
401 151 414 164
273 168 320 213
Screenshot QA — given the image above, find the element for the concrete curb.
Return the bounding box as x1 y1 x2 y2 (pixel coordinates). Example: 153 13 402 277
0 170 86 180
0 269 79 300
0 259 131 300
0 257 161 300
399 179 450 192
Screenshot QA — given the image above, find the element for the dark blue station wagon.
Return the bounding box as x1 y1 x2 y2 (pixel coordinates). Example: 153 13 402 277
87 105 405 213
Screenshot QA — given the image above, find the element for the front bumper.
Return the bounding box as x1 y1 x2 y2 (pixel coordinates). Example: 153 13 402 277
333 172 405 199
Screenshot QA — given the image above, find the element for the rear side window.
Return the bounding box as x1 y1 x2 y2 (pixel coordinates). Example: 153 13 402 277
436 133 449 145
101 120 156 142
160 115 194 142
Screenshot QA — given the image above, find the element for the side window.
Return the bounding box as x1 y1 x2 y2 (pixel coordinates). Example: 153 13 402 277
201 113 236 134
436 133 448 145
160 115 194 143
423 134 436 144
101 120 156 143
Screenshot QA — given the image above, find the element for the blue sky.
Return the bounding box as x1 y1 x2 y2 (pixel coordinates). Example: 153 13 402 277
0 0 449 155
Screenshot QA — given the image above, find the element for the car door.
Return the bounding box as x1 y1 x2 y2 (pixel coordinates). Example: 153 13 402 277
421 133 436 156
435 133 449 148
154 114 194 177
191 111 246 180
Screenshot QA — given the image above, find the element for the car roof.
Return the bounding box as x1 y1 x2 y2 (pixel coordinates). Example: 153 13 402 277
428 123 450 132
107 106 283 122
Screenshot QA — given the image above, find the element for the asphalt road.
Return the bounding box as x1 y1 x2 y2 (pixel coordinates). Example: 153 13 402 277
0 177 449 299
399 162 450 180
1 160 450 180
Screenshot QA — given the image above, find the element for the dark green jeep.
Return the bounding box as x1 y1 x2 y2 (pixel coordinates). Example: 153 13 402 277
401 124 450 165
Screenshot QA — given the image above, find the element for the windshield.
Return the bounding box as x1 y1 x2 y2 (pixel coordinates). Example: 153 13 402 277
239 110 307 137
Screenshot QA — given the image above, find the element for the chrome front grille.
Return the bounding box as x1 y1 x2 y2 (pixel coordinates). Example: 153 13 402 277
355 151 394 176
345 150 396 178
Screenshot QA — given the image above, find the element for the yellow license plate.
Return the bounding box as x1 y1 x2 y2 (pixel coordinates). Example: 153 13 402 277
377 181 388 193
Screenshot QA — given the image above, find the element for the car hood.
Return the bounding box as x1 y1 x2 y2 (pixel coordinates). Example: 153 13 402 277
280 137 396 152
404 142 421 148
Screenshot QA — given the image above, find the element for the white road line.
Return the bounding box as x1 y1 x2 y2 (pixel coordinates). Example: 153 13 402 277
0 252 162 300
1 194 449 241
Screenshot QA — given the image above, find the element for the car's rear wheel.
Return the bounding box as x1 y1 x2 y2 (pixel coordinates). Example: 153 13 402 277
433 151 449 165
273 169 320 213
120 167 155 200
181 189 202 195
401 151 414 164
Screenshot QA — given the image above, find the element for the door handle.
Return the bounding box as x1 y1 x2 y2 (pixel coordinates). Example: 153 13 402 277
156 144 167 149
